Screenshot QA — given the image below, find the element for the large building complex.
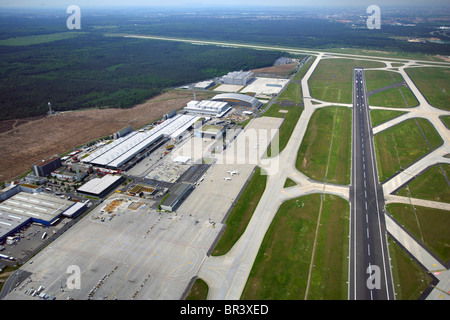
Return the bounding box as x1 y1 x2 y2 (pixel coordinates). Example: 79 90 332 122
82 114 199 170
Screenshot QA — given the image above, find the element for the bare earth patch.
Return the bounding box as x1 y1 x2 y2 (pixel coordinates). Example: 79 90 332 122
0 90 213 182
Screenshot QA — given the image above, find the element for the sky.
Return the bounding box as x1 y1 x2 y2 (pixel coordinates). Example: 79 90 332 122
1 0 449 8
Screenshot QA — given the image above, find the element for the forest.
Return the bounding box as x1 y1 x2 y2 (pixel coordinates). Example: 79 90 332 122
0 33 284 120
0 6 448 120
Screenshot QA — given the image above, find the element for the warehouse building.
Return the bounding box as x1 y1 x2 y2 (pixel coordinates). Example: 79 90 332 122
211 93 262 109
83 114 199 170
221 70 254 86
160 182 194 212
77 175 124 198
0 192 75 226
184 100 231 118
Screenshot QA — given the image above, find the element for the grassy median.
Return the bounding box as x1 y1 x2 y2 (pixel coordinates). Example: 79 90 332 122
241 193 349 300
374 118 443 182
296 106 352 185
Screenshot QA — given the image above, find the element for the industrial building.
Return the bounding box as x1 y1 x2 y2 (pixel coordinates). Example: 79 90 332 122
82 114 199 170
77 174 124 198
160 182 194 212
211 93 262 109
0 192 77 226
221 70 254 86
184 100 231 118
32 156 62 177
193 80 215 90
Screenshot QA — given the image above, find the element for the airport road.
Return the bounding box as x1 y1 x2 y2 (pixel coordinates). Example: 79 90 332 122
349 68 395 300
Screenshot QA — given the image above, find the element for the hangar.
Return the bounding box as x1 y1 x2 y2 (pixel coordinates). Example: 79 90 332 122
211 93 262 109
160 182 194 212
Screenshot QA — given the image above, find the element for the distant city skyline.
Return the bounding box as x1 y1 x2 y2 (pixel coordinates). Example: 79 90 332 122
1 0 449 8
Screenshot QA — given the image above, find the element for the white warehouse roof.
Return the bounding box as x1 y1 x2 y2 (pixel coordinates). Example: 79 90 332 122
83 115 199 169
0 192 74 223
184 100 231 118
77 175 123 196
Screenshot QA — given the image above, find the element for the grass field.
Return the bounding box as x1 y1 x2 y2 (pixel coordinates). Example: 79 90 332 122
0 32 85 46
365 70 404 92
212 167 267 256
374 118 443 182
185 278 209 300
396 164 450 203
369 86 419 108
386 203 450 264
263 104 303 157
405 67 450 111
370 109 407 128
440 115 450 129
296 106 352 185
387 236 434 300
241 193 349 300
309 58 384 103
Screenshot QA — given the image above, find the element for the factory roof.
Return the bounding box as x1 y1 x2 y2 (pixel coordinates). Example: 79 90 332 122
83 115 199 168
0 192 74 223
77 175 123 196
184 100 232 118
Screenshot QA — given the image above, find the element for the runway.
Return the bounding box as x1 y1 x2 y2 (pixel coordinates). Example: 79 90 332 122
349 68 395 300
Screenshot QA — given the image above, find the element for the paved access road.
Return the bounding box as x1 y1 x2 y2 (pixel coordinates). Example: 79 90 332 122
349 68 395 300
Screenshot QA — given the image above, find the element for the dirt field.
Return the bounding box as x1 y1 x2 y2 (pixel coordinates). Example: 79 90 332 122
0 90 213 182
251 63 297 76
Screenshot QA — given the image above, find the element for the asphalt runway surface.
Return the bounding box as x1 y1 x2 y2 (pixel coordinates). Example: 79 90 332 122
349 67 395 300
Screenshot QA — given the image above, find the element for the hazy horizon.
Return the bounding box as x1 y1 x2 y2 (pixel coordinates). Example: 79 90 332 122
1 0 449 8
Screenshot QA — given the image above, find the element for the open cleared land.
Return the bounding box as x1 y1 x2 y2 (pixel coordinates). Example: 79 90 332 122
241 194 349 300
296 106 352 185
386 203 450 264
0 90 213 182
308 58 384 103
405 67 450 110
374 118 443 182
0 32 86 46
